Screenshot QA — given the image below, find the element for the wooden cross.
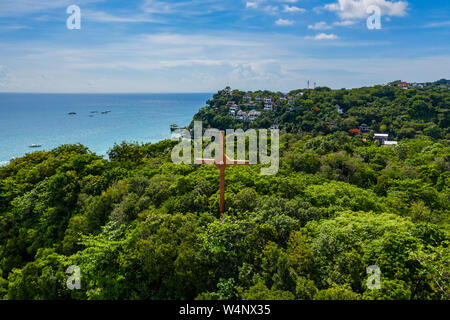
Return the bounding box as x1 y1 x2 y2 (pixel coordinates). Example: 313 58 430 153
195 131 249 217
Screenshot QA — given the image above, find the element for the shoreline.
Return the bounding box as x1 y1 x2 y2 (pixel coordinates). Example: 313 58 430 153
0 161 10 167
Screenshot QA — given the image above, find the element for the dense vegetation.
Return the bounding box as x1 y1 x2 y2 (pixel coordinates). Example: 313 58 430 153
193 80 449 140
0 82 449 300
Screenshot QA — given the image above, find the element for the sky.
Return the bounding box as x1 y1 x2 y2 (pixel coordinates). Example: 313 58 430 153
0 0 449 93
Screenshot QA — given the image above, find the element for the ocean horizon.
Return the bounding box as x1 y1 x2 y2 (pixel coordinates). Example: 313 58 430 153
0 93 212 165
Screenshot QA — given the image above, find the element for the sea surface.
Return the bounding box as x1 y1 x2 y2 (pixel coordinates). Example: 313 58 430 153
0 93 212 165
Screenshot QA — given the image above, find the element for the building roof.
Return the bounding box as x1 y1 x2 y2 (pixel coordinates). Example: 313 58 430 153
374 133 389 138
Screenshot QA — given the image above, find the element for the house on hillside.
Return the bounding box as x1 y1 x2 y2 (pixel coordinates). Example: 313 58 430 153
229 106 238 118
374 133 397 146
248 110 261 121
236 110 248 121
264 103 273 111
255 96 262 102
264 96 273 104
226 101 238 107
243 94 252 100
336 104 344 115
398 82 410 88
383 141 398 146
359 123 370 133
374 133 388 144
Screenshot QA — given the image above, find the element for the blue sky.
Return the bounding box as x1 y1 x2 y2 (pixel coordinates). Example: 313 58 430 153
0 0 449 93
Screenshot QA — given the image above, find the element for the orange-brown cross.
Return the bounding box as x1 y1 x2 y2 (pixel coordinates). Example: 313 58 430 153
195 130 249 217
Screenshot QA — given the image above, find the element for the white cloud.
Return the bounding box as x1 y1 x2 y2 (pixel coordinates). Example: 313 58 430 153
275 18 295 26
0 30 448 93
308 22 332 30
0 65 11 86
84 10 161 23
424 20 450 28
0 25 31 30
282 5 306 13
263 5 279 14
324 0 408 19
142 0 176 14
246 2 259 9
141 0 227 16
306 33 339 40
308 20 358 30
0 0 100 17
333 20 357 26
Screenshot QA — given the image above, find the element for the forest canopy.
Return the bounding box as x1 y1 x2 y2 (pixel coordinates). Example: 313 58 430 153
0 83 449 300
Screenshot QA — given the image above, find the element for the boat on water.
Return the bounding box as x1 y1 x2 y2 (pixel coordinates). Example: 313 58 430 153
90 111 99 114
29 144 42 148
68 112 77 115
170 124 188 132
101 110 111 114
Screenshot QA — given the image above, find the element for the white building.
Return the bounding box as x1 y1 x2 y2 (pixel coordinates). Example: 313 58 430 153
229 105 238 116
374 133 397 146
359 123 370 133
236 110 248 121
248 110 261 121
264 103 273 111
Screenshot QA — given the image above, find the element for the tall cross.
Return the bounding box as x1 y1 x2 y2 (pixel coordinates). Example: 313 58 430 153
195 131 249 217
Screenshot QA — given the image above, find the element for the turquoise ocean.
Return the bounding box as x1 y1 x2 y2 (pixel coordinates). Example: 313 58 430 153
0 93 212 165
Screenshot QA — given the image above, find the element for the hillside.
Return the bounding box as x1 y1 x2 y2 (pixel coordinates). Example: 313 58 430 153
192 82 449 140
0 83 449 300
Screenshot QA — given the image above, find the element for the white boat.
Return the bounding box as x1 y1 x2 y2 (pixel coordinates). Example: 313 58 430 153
29 144 42 148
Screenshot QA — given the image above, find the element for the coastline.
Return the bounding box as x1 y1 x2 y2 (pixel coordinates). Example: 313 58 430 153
0 161 10 167
0 93 212 164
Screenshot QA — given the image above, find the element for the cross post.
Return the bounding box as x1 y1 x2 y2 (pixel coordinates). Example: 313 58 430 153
195 130 249 217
